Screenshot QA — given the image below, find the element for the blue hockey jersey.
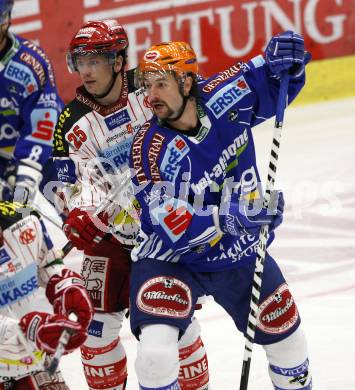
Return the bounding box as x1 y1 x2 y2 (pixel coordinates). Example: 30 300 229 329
0 33 63 168
129 55 305 272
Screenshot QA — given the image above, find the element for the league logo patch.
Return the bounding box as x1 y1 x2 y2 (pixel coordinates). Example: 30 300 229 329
136 276 192 318
257 283 299 334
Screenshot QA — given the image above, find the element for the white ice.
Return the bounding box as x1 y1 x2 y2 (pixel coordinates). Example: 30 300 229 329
40 97 355 389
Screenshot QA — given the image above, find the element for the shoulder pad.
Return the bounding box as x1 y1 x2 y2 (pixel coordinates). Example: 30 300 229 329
200 62 249 94
21 39 57 88
18 50 47 88
53 99 91 157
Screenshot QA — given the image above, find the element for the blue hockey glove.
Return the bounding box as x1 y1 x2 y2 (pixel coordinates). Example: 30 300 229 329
13 163 43 204
265 31 306 77
218 191 284 237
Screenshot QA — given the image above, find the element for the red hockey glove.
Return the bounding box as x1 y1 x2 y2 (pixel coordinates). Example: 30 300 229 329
63 207 109 251
46 269 94 331
19 312 87 354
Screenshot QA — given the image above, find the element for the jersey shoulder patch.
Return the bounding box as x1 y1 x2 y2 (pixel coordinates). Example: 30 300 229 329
53 98 91 157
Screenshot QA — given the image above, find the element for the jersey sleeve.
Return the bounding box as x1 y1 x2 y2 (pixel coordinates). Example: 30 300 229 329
31 213 64 287
131 126 220 256
52 102 111 214
12 50 63 171
201 56 306 129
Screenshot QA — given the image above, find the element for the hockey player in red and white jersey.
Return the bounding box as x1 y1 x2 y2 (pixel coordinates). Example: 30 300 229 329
0 199 93 389
52 20 210 390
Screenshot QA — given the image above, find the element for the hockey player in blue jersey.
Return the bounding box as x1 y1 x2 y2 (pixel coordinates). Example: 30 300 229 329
0 0 63 205
129 33 312 389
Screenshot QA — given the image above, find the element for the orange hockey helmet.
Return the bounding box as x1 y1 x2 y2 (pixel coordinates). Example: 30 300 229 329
138 41 198 79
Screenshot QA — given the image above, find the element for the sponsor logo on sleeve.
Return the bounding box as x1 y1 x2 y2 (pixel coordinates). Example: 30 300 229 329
104 109 131 131
257 283 299 334
161 136 189 182
27 108 57 146
19 51 46 87
148 133 165 182
151 198 194 242
137 276 192 318
202 62 247 93
131 123 150 184
4 60 38 97
206 76 251 119
0 263 39 308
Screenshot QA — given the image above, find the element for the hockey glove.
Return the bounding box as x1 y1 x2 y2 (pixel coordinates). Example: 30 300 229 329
217 191 284 237
63 207 109 251
46 269 94 331
265 31 306 78
19 311 86 355
13 162 43 204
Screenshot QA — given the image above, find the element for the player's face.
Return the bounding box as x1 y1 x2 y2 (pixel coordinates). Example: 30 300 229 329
76 54 114 96
144 72 183 120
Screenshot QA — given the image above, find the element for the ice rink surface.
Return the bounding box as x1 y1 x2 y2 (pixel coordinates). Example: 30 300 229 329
41 97 355 389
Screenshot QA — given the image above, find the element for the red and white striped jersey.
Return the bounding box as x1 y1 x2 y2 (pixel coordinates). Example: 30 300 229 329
53 70 152 245
0 202 63 378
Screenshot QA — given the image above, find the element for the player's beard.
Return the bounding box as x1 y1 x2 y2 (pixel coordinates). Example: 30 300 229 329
152 101 180 121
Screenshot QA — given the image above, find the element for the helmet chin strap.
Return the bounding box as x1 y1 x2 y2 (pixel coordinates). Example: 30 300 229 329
91 68 118 99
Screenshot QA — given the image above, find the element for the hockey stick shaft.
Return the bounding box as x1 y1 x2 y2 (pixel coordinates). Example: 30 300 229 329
239 73 290 390
46 313 78 376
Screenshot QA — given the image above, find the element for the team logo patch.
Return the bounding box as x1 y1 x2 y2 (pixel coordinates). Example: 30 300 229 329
257 283 299 334
137 276 192 318
81 256 107 310
19 228 36 244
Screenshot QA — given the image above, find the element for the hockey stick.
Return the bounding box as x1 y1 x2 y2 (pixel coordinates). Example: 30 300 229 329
46 312 78 376
239 73 290 390
46 172 132 374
